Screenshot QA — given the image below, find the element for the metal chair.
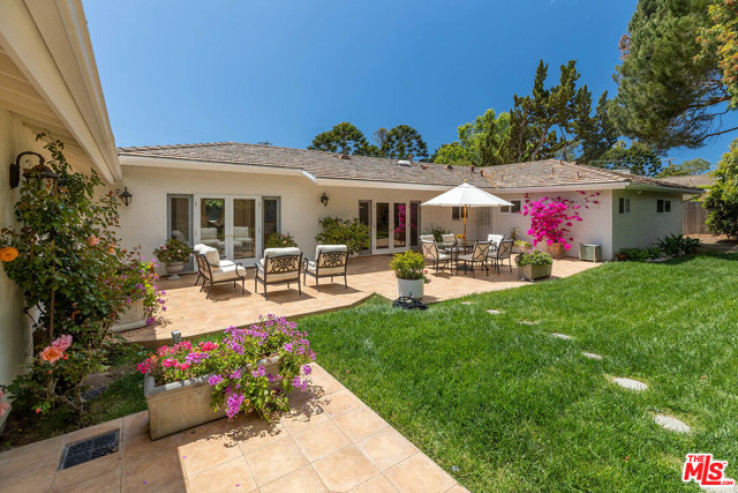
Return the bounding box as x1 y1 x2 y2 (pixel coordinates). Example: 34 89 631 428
194 252 246 299
456 242 491 277
491 239 514 274
303 245 349 291
421 240 451 275
255 247 303 299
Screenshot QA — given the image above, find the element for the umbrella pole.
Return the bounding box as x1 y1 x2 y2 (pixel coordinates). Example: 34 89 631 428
463 205 467 246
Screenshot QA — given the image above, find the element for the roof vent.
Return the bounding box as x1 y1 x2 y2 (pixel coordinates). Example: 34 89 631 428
420 164 429 170
615 167 632 174
480 170 485 177
470 165 476 173
338 153 351 160
445 164 453 171
398 160 411 166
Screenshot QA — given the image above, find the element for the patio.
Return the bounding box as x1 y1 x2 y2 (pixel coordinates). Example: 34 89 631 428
123 255 600 345
0 363 468 493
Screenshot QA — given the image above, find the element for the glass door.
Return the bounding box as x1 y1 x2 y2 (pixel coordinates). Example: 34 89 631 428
375 202 391 252
195 195 262 266
167 195 194 271
358 200 372 254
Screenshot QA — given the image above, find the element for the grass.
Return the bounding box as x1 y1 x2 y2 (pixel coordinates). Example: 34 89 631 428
298 254 738 492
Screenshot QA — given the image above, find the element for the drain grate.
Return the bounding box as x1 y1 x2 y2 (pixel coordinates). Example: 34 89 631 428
59 429 120 470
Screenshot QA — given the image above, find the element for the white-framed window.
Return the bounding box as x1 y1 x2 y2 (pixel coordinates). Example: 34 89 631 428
619 197 630 215
500 200 521 214
452 206 463 221
657 199 671 213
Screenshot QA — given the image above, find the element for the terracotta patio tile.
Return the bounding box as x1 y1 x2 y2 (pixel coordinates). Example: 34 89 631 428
358 427 419 471
260 465 328 493
333 406 389 443
312 445 380 492
177 433 242 477
305 373 345 397
280 400 329 435
53 467 121 493
242 436 307 486
66 417 123 443
0 434 65 475
350 475 399 493
444 484 471 492
122 448 185 492
155 479 188 493
53 452 121 490
3 462 56 492
122 411 149 441
384 454 456 493
233 415 288 454
186 457 257 492
317 389 363 417
122 431 181 461
292 420 351 462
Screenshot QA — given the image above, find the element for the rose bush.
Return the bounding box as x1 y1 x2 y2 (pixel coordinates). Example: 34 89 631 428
137 315 315 421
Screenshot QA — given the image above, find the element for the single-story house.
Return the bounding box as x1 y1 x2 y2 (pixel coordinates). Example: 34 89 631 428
660 174 716 235
117 143 702 267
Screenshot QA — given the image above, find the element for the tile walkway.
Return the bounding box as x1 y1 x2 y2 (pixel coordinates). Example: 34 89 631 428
0 363 468 493
123 255 599 345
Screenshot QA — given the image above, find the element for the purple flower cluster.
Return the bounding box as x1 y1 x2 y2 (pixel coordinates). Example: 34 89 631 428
185 351 210 365
208 374 222 386
251 365 265 378
225 392 245 419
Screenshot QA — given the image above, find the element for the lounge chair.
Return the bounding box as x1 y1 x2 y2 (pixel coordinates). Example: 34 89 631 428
457 242 491 277
422 240 451 275
194 245 247 299
491 239 514 274
255 247 303 299
303 245 349 291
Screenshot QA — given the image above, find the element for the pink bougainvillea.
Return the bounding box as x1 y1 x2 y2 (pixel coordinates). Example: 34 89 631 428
521 193 598 250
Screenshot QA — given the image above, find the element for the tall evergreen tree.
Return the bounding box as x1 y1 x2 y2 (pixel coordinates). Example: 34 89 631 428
381 125 429 160
705 138 738 237
433 109 510 166
576 92 619 165
308 122 373 156
612 0 736 151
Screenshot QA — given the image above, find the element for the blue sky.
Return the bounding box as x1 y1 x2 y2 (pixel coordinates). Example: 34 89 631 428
83 0 738 167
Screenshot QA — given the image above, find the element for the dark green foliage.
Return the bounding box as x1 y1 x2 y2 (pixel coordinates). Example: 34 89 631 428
314 216 370 254
381 125 429 160
705 138 738 236
433 109 510 166
657 234 702 255
657 157 712 177
591 140 664 176
308 122 374 156
612 0 734 150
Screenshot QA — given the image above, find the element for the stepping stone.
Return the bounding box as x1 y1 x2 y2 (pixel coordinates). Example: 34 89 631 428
612 377 648 391
486 309 501 315
550 333 572 340
654 414 690 433
581 352 602 360
519 320 539 325
461 301 473 305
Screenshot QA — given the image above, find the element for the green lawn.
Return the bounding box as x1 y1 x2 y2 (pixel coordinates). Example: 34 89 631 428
299 254 738 492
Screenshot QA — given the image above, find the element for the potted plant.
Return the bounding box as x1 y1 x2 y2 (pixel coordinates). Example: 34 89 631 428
137 315 315 439
265 232 298 249
389 251 429 299
521 195 594 259
514 240 532 253
154 238 192 279
111 258 165 332
516 250 553 281
315 216 370 255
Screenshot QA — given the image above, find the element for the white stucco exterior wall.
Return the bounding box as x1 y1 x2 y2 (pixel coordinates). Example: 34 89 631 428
611 189 685 253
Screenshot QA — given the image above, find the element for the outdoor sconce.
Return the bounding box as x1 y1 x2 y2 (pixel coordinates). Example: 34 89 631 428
11 151 56 189
118 186 133 207
320 192 329 207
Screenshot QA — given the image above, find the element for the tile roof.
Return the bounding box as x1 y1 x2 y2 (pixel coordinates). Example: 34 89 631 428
117 142 702 193
658 174 715 189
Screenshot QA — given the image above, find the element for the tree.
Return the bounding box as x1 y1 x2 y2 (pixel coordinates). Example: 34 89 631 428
704 138 738 237
499 60 600 163
657 157 712 177
433 109 510 166
591 140 663 176
308 122 373 156
612 0 736 151
576 92 619 165
381 125 429 160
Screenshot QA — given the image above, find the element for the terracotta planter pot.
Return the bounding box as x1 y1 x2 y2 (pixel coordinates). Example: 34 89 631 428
144 356 279 440
397 278 424 299
546 243 567 259
518 263 552 281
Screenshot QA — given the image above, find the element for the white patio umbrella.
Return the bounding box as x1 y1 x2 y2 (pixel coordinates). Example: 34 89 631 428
421 182 513 243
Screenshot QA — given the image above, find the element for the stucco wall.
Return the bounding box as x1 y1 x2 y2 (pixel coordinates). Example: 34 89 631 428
611 189 685 254
117 165 462 268
0 110 44 427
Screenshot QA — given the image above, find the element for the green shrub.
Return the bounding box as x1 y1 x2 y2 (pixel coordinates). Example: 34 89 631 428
389 251 428 281
265 232 298 249
515 250 553 266
153 238 192 264
657 233 701 255
315 217 369 255
426 224 449 243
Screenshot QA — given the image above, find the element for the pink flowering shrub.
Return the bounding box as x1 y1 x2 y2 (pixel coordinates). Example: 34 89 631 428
138 315 315 421
521 192 599 250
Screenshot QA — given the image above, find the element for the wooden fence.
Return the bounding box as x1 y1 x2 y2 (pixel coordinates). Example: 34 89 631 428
683 201 710 234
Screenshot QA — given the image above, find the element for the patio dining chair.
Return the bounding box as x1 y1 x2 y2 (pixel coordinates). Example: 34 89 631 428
421 240 451 275
194 245 247 299
440 233 457 249
255 247 303 299
419 234 435 243
303 244 349 291
456 241 491 277
491 239 514 274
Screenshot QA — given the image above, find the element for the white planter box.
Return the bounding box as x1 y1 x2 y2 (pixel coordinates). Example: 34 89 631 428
144 356 279 440
110 299 147 333
397 278 424 299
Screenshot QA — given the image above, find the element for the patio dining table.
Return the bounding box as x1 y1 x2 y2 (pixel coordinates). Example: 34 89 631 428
441 244 475 275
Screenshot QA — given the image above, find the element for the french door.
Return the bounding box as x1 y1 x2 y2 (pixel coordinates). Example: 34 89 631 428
194 195 262 266
372 201 420 254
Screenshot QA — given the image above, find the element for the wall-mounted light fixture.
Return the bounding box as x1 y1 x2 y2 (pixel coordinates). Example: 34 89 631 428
320 192 329 207
118 186 133 206
10 151 56 189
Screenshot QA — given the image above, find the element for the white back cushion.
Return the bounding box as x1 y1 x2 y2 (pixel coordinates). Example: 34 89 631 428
199 245 220 266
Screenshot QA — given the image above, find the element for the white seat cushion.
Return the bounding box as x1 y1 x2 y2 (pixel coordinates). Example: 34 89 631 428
211 264 246 282
437 253 451 261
